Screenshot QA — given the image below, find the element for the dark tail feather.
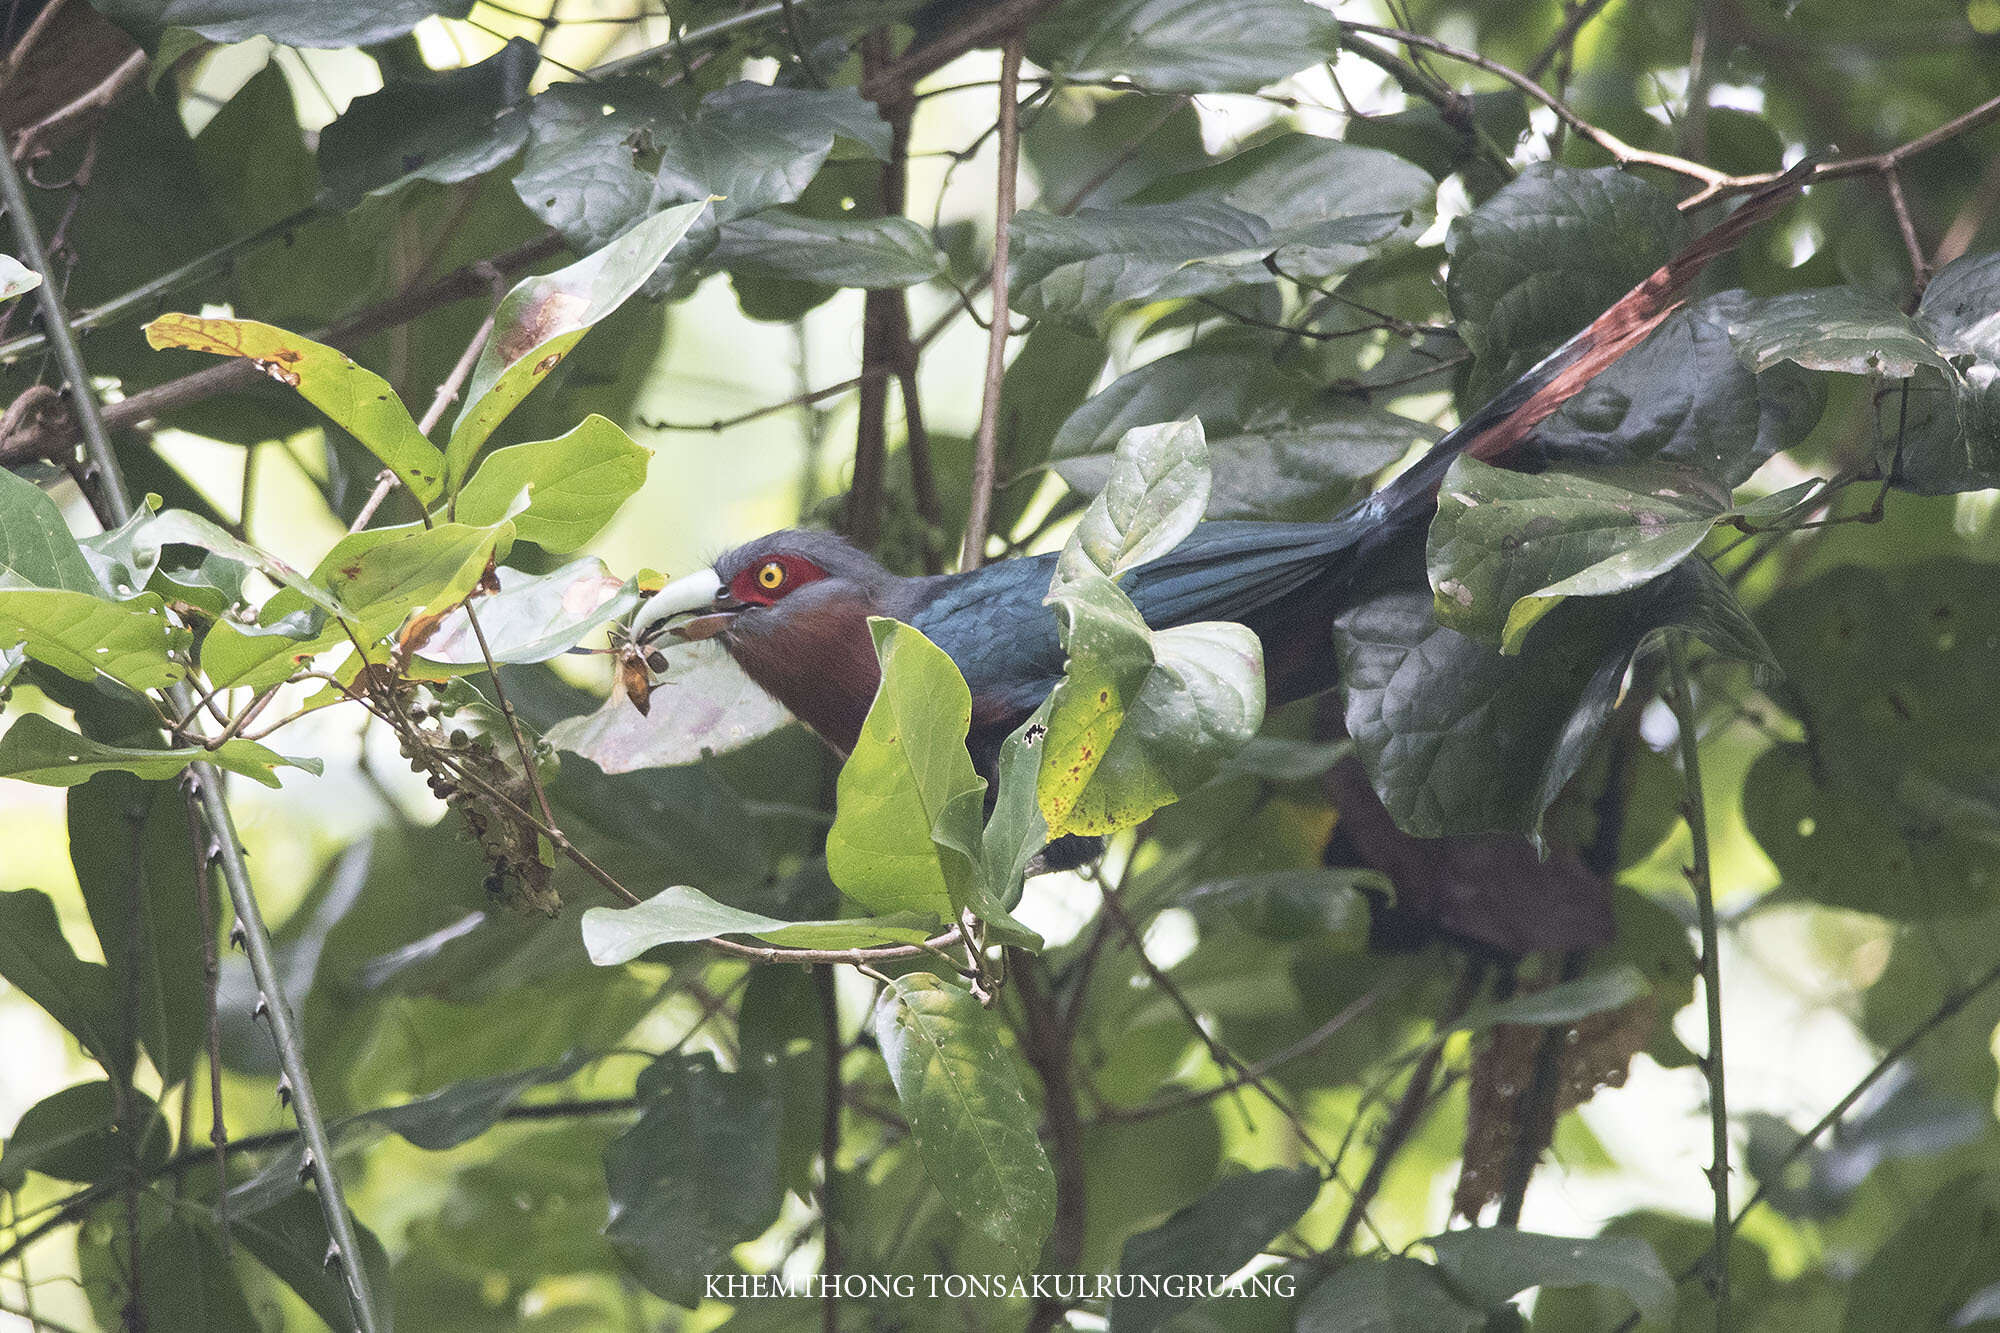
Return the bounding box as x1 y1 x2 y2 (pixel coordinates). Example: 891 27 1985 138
1353 160 1815 539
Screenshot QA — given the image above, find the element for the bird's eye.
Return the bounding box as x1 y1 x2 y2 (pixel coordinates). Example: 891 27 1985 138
756 561 786 591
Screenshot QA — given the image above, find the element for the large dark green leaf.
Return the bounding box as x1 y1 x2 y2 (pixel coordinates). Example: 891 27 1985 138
1109 1167 1319 1332
1902 250 2000 492
1427 458 1752 652
0 1080 169 1188
1029 0 1344 92
68 774 216 1088
873 973 1056 1270
603 1053 782 1306
318 39 535 205
0 888 124 1076
1529 291 1826 486
514 79 887 255
1727 287 1949 377
0 468 101 593
133 1217 259 1331
1426 1227 1672 1326
1011 200 1268 326
1445 164 1685 403
1052 337 1428 521
90 0 469 47
1841 1174 2000 1333
1336 550 1761 838
1294 1256 1486 1332
233 1194 396 1333
1746 559 2000 918
712 210 946 288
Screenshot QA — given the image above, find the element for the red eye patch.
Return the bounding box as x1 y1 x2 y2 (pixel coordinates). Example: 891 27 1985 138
728 554 828 605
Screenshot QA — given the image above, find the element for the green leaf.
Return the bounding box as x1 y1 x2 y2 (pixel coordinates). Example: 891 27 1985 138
0 588 189 690
0 889 124 1077
1037 574 1158 832
1109 1167 1319 1333
317 38 533 205
0 714 315 789
1336 556 1755 838
713 210 947 287
1840 1174 2000 1333
545 635 795 771
1529 291 1826 487
1426 457 1736 652
368 1056 587 1150
1902 250 2000 493
976 703 1055 917
91 0 471 47
826 619 988 918
1180 869 1380 945
604 1052 783 1307
0 1081 169 1189
513 79 886 255
200 520 507 690
0 467 101 593
0 253 40 303
1055 419 1212 585
1051 337 1428 522
1029 0 1344 92
69 775 216 1087
1446 165 1686 404
447 201 708 487
1726 286 1951 377
1294 1255 1486 1332
1456 965 1650 1030
1011 201 1267 326
232 1194 395 1333
1132 133 1436 281
144 314 446 502
136 1216 259 1333
414 559 637 665
873 973 1057 1270
453 414 650 552
136 508 346 618
581 884 939 965
1057 618 1265 835
1426 1227 1672 1326
1746 559 2000 918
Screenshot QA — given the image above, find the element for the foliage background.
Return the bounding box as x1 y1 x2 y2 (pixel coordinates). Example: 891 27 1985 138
3 0 2000 1329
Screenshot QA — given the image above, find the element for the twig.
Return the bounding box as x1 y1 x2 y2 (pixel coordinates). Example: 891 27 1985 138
1014 955 1085 1333
1332 960 1486 1252
960 34 1024 571
1884 165 1930 303
857 0 1059 109
1527 0 1621 79
182 790 231 1256
8 47 146 164
0 231 566 468
0 138 386 1333
1092 978 1389 1125
1667 634 1730 1330
816 966 843 1333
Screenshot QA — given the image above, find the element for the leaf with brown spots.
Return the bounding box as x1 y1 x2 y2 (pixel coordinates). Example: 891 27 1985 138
145 314 445 503
445 200 708 489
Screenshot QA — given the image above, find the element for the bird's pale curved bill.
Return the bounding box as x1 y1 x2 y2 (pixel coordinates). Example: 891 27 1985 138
630 569 726 639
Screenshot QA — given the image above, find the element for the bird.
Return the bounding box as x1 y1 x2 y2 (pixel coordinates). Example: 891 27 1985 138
630 166 1811 776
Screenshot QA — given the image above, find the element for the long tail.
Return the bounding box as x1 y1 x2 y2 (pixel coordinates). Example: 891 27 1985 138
1350 160 1814 541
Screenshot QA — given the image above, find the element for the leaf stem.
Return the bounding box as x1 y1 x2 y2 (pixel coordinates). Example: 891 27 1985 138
1666 632 1730 1331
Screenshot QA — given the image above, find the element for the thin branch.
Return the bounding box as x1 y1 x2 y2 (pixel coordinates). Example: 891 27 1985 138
0 137 385 1333
1527 0 1620 79
1332 959 1486 1253
0 231 566 469
181 789 231 1256
1014 955 1085 1333
857 0 1059 109
1667 635 1730 1331
847 30 901 554
815 966 843 1333
1883 165 1930 303
8 48 146 164
960 34 1024 572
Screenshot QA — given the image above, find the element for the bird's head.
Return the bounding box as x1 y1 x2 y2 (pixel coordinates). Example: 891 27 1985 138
630 529 899 645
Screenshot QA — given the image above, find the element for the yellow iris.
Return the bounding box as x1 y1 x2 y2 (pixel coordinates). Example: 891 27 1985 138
757 562 785 590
